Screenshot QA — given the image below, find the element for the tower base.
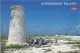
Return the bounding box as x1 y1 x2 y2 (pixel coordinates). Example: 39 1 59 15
6 42 29 46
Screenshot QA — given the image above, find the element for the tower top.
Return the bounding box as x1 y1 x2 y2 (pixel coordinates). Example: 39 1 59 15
11 5 25 10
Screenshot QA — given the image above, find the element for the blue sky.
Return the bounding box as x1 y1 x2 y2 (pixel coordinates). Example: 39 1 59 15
1 0 80 35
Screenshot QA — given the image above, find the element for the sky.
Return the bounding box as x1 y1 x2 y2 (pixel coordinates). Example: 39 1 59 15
1 0 80 35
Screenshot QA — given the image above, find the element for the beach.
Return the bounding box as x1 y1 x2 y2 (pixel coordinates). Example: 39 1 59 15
2 35 80 53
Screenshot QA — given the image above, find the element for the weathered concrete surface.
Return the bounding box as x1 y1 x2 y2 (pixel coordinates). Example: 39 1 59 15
7 5 26 45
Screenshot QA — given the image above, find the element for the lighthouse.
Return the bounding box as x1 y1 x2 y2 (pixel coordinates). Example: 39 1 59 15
7 5 26 45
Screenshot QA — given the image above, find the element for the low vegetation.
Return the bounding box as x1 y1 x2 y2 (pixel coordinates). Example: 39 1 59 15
4 45 29 48
74 44 80 48
26 34 40 38
65 41 80 44
46 39 53 43
1 36 8 42
62 37 72 41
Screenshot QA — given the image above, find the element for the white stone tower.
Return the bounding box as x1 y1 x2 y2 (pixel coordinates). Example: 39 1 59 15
8 5 26 45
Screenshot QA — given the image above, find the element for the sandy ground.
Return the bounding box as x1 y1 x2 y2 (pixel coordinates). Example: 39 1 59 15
3 35 80 53
4 44 80 53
